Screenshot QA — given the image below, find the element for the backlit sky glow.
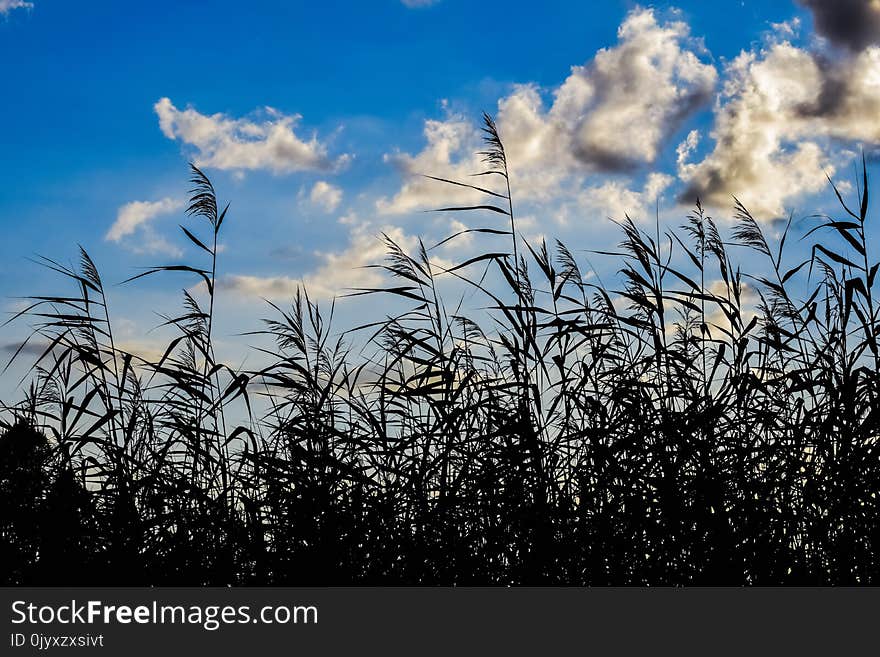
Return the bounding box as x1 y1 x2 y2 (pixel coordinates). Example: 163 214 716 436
2 0 879 400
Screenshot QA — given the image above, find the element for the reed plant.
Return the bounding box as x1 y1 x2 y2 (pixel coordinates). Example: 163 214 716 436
2 117 880 585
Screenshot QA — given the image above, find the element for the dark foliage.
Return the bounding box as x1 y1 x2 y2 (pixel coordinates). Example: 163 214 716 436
3 122 880 585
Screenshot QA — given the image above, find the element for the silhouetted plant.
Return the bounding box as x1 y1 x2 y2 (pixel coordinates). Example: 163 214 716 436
3 117 880 585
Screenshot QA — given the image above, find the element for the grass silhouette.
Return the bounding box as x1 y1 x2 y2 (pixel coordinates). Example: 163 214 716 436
2 115 880 585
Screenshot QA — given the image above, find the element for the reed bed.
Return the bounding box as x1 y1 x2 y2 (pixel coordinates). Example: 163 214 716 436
2 115 879 585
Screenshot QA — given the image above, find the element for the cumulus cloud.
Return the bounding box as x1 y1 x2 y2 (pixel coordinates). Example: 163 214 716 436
797 0 880 52
678 39 880 217
378 116 483 214
155 98 350 174
0 0 32 14
106 198 182 242
105 198 185 256
576 173 675 220
379 7 715 214
216 225 417 301
309 181 343 212
556 8 715 171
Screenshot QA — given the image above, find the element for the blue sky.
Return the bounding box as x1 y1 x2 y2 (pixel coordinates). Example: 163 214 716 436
2 0 878 399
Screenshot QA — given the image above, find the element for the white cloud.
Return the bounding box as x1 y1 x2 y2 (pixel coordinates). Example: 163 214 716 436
770 17 801 40
676 129 700 167
309 181 343 212
556 8 715 170
577 172 675 220
378 116 483 214
154 97 350 174
377 8 880 225
378 7 715 214
0 0 32 14
216 225 417 301
106 198 184 257
338 210 359 225
400 0 439 7
678 39 880 217
106 198 182 241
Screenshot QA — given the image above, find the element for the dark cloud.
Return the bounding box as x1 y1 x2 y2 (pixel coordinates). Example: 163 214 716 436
2 340 50 358
572 143 643 174
572 81 715 174
677 169 726 209
793 53 850 117
798 0 880 52
269 244 306 261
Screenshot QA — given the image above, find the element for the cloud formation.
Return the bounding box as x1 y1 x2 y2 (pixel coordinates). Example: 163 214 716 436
678 39 880 217
379 8 716 214
217 225 416 301
378 116 483 214
578 173 674 220
155 98 349 174
106 198 184 256
106 198 182 242
309 181 343 212
553 8 715 171
798 0 880 52
400 0 439 7
378 7 880 224
0 0 32 14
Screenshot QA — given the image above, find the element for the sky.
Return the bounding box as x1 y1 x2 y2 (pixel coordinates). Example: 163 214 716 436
2 0 880 400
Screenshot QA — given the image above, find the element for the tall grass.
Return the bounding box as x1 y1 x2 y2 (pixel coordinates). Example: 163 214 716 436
2 117 880 584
